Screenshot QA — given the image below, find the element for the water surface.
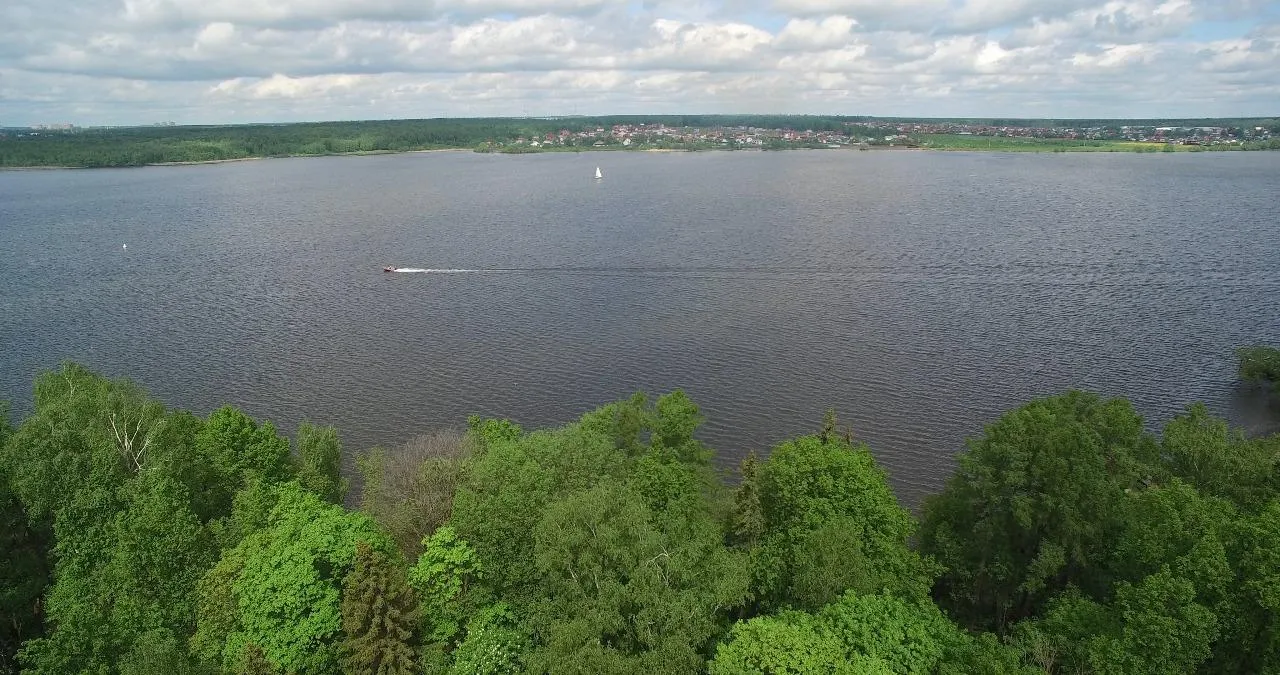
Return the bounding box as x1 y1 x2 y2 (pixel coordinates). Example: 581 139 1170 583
3 150 1278 505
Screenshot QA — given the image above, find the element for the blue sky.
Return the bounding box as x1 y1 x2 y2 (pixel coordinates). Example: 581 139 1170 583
1 0 1277 126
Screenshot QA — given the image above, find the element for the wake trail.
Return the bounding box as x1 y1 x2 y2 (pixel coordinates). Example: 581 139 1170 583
392 268 483 273
388 266 864 275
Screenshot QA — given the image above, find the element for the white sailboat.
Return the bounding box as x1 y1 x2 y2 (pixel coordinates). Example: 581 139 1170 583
594 166 603 180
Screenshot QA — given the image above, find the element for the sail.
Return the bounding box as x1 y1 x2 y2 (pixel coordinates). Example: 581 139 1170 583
595 167 602 179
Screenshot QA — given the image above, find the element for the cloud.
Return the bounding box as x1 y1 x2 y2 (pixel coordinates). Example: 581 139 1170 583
775 16 858 50
1 0 1277 125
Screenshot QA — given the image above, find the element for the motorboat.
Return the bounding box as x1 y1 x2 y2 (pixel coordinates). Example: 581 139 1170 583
383 266 397 272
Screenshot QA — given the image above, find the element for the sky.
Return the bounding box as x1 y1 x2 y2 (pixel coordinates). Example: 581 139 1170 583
2 0 1278 126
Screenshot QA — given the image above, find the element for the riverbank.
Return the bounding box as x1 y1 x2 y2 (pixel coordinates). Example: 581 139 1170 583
0 147 476 171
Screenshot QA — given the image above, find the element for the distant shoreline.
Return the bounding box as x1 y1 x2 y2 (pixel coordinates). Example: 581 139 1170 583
0 142 1265 171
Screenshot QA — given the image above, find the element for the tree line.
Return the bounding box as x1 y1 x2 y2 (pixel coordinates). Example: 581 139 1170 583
1 346 1278 673
0 116 852 168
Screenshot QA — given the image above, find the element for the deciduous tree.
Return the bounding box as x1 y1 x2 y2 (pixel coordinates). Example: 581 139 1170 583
920 391 1161 631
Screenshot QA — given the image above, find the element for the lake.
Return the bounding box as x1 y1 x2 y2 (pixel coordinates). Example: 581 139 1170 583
3 149 1278 506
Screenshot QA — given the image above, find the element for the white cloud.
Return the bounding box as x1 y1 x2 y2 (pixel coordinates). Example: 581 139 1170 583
637 19 774 68
1 0 1277 124
1070 42 1154 69
210 73 366 99
775 16 858 50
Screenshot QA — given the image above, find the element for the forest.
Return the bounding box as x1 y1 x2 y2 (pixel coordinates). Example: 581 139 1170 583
1 346 1278 674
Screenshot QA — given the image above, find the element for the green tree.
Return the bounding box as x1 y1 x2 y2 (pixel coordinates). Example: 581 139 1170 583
527 480 750 673
450 419 627 600
711 591 981 675
730 451 766 547
920 391 1161 631
295 422 348 504
409 526 483 647
818 591 970 674
2 365 217 673
235 643 277 675
1218 499 1280 673
709 611 847 674
0 411 49 675
652 390 710 464
1109 480 1234 614
1160 404 1275 507
193 483 398 674
754 433 935 611
1 363 152 521
196 405 292 514
1238 345 1280 394
117 628 209 675
341 542 419 675
1020 567 1216 675
447 603 530 675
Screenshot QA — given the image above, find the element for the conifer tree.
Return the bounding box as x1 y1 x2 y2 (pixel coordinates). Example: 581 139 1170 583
341 542 419 675
731 451 766 546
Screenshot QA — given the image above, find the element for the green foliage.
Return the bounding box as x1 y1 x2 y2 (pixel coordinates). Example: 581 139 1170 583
652 390 709 463
2 363 151 520
712 591 971 675
295 422 349 504
730 451 766 547
920 391 1161 631
20 475 213 673
197 406 293 508
753 433 935 611
447 604 530 675
0 365 220 674
1109 480 1234 610
1020 567 1217 674
409 527 483 646
579 392 654 456
9 364 1280 675
450 419 628 599
117 629 209 675
817 591 966 673
0 413 49 675
194 483 398 674
1238 345 1280 393
235 643 277 675
1217 499 1280 673
709 612 847 674
937 632 1039 675
1160 404 1276 507
453 395 751 673
341 542 420 675
526 480 750 672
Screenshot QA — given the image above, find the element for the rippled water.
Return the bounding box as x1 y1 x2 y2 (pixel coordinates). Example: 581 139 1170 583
3 150 1278 505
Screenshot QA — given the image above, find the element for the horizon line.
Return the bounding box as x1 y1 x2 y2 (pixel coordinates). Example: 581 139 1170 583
7 112 1279 130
